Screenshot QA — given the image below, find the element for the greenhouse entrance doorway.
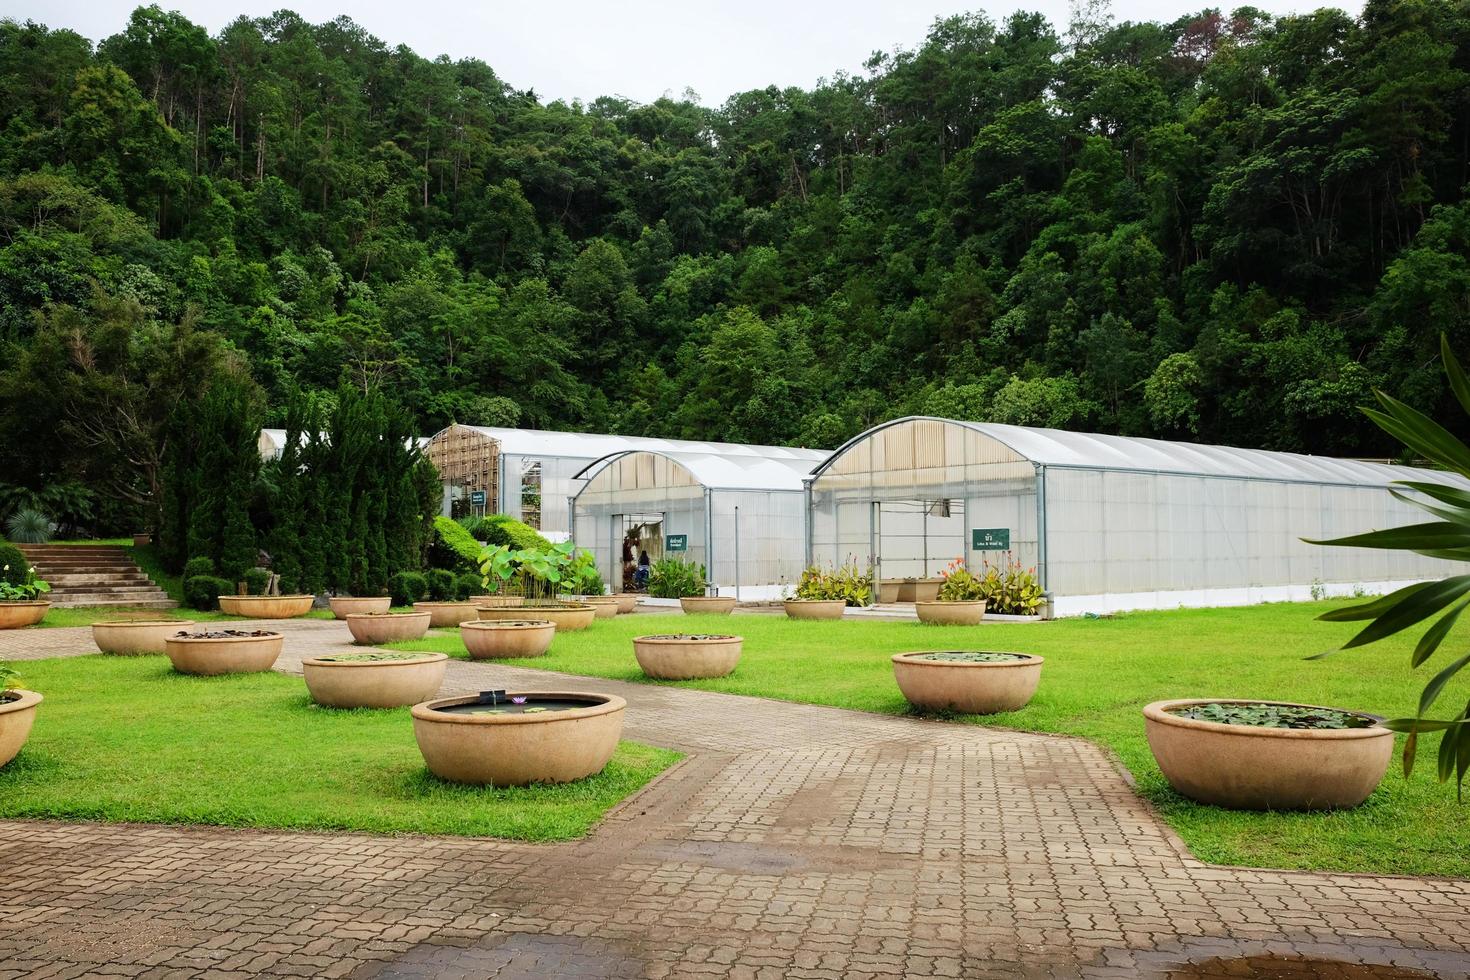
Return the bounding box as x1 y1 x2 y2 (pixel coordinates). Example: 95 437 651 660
874 498 965 584
617 514 664 592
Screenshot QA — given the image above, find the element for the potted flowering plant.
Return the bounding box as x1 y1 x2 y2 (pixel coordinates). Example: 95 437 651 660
0 660 42 767
0 568 51 629
916 558 987 625
784 560 872 619
474 541 597 630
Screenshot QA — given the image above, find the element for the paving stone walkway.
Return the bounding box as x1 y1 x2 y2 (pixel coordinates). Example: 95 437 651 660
1 620 1468 979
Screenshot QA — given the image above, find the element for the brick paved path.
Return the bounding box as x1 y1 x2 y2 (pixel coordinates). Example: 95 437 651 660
2 621 1468 979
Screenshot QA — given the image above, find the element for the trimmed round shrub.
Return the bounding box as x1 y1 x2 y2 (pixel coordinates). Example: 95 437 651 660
388 571 429 606
242 568 271 596
183 556 216 580
426 568 456 602
454 572 482 601
184 575 234 611
0 543 29 585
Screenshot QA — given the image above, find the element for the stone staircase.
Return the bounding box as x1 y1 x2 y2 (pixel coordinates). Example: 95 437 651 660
15 545 177 609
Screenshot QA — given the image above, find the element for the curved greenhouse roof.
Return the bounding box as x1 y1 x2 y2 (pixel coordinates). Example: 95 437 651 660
460 426 827 466
811 416 1463 489
574 448 821 493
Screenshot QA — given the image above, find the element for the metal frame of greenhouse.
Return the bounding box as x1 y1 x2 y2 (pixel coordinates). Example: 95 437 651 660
805 416 1470 617
571 446 828 599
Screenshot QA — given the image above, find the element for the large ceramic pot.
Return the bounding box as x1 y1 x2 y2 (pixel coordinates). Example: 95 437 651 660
783 599 846 621
878 580 903 604
479 603 595 632
915 601 986 626
165 631 284 675
578 596 619 619
470 595 525 608
0 689 41 768
679 596 736 615
461 620 556 659
892 651 1043 714
92 619 196 655
132 533 152 547
413 601 479 627
412 691 626 786
346 611 431 645
611 593 640 615
912 578 943 602
329 596 391 620
1143 699 1395 811
217 595 315 618
302 652 448 708
0 602 49 629
633 634 742 680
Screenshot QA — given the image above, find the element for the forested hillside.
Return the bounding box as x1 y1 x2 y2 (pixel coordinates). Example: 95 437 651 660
1 1 1469 530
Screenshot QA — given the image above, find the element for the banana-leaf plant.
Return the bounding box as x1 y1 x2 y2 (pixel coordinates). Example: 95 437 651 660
1306 335 1470 797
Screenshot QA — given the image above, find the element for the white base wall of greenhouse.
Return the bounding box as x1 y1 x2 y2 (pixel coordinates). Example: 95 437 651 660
1052 578 1427 618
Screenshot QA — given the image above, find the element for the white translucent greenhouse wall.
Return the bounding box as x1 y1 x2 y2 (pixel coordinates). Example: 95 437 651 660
497 453 592 538
571 454 707 592
707 490 808 595
807 419 1041 584
1042 468 1465 613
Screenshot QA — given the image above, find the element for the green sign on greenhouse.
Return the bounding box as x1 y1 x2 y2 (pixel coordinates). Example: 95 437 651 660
971 527 1010 551
666 534 688 552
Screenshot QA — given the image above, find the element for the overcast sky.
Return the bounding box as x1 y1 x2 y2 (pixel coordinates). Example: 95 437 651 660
13 0 1348 106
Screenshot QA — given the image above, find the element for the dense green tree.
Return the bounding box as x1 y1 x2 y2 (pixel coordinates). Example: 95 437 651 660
2 0 1469 526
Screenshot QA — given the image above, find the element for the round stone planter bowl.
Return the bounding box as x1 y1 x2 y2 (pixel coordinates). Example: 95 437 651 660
302 651 448 708
783 599 846 621
413 601 479 627
0 689 42 768
611 593 639 614
346 611 431 645
329 596 391 620
165 631 284 675
914 600 987 626
1143 699 1395 811
679 596 736 615
412 691 626 786
0 602 49 629
633 634 743 680
479 603 595 632
461 620 556 659
892 651 1043 714
577 595 619 619
470 595 525 608
92 619 196 655
217 595 315 619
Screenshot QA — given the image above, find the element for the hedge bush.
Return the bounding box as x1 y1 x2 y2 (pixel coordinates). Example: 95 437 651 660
478 514 552 551
388 571 429 606
429 516 481 571
184 575 234 611
182 556 216 580
0 543 29 585
426 568 456 601
242 568 271 596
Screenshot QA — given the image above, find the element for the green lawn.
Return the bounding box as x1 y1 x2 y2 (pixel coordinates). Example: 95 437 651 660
32 606 341 628
0 655 678 840
389 602 1470 878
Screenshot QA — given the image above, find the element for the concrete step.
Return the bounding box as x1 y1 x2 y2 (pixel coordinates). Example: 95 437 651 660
44 570 152 581
44 575 153 587
48 585 166 596
51 596 178 609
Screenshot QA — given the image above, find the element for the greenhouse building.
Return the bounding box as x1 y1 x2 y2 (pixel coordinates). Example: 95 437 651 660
572 445 829 599
805 416 1467 616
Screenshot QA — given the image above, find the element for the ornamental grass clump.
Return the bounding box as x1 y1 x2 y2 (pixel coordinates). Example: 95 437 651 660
647 557 707 599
